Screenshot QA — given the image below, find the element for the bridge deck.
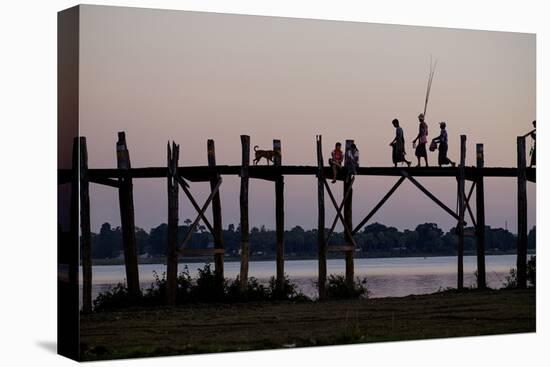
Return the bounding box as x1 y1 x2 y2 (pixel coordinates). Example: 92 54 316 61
59 165 535 184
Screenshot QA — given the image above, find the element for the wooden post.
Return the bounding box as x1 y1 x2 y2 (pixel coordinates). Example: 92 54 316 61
517 136 528 288
207 140 224 286
58 8 80 358
166 141 179 305
475 144 486 288
273 139 285 293
70 138 79 287
344 139 355 288
316 135 327 300
457 135 466 289
79 137 92 313
239 135 250 291
116 132 140 297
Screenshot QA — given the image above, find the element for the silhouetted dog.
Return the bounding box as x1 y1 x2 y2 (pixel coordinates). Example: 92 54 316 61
253 145 281 165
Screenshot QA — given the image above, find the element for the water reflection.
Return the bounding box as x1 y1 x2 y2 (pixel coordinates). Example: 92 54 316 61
81 255 517 302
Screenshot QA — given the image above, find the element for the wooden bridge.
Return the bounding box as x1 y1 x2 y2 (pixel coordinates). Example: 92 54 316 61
60 132 535 312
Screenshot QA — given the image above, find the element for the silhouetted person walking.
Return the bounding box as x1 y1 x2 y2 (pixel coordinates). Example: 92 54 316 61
390 119 411 167
529 120 536 168
412 113 429 167
431 121 455 167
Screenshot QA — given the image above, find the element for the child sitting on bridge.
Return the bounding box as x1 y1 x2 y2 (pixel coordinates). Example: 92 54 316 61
329 142 343 183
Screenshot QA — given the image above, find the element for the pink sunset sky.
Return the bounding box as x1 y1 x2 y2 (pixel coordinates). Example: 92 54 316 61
78 5 535 233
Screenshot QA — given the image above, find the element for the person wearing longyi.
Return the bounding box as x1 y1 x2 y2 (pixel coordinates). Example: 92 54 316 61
345 143 360 176
390 118 412 167
412 113 429 167
431 121 456 167
529 120 536 168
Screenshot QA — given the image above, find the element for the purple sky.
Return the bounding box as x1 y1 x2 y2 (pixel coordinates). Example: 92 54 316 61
78 5 536 233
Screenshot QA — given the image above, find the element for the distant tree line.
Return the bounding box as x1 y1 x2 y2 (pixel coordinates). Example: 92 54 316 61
87 221 536 259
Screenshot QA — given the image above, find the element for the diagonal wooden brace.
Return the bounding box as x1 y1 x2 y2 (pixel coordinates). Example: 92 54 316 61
464 181 477 228
466 180 476 203
178 177 223 253
90 176 120 188
401 170 466 225
323 179 358 249
175 175 216 237
352 176 406 234
325 176 355 244
464 198 477 229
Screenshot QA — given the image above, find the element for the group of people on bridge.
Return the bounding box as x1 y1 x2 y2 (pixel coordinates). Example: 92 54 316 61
327 116 536 183
327 113 457 183
391 113 455 168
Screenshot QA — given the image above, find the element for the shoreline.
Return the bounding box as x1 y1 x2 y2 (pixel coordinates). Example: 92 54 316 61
90 250 534 266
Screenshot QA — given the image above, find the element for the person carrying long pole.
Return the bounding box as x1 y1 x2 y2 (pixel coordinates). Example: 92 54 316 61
413 56 437 167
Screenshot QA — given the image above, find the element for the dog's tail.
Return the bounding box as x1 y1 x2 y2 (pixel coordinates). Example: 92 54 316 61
254 145 259 151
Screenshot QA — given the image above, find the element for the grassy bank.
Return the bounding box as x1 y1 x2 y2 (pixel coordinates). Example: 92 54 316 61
80 288 535 360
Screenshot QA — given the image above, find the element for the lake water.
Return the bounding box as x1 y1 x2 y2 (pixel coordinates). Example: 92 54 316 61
81 255 519 302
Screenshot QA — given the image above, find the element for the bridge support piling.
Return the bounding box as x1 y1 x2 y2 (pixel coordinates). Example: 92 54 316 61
166 141 179 305
274 139 285 294
208 140 225 287
316 136 327 300
116 132 141 297
79 137 92 313
344 140 355 288
239 136 250 291
457 135 466 289
475 144 486 288
517 136 528 288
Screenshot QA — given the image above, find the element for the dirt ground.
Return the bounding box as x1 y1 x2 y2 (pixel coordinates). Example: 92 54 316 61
80 288 535 360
